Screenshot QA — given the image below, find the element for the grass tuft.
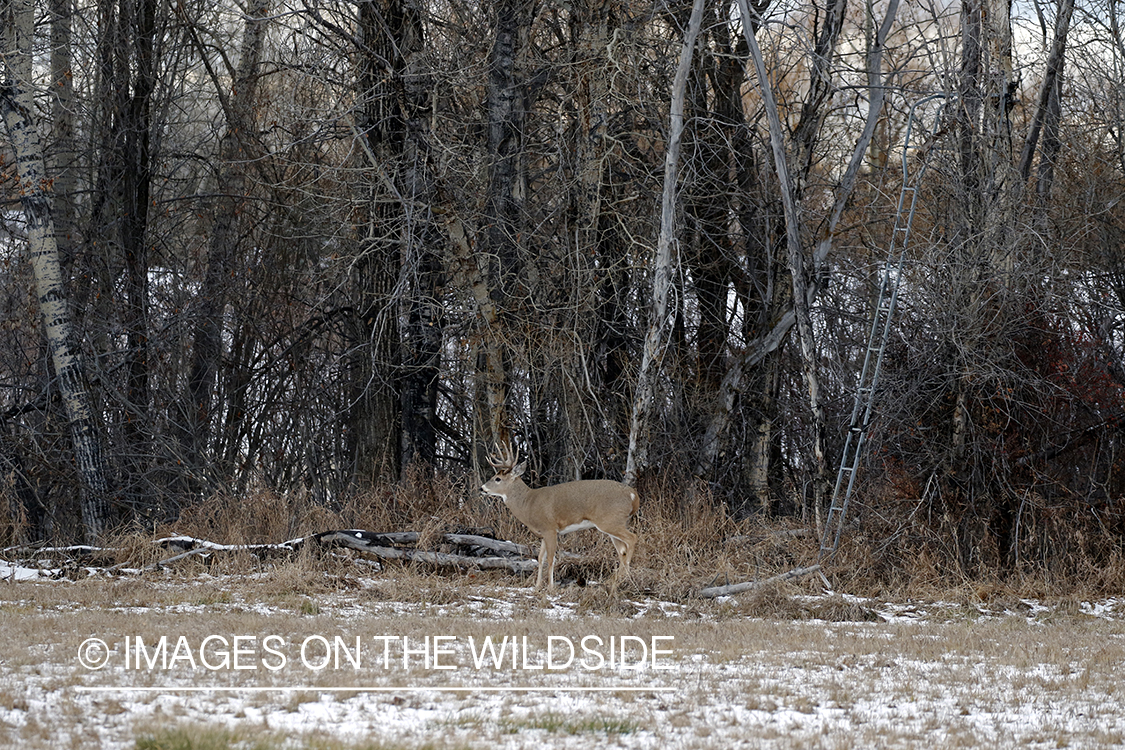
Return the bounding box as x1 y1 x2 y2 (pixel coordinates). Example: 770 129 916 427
133 723 446 750
486 711 639 736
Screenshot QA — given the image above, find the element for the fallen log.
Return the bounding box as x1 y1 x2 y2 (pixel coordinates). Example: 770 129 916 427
441 533 532 557
698 564 822 598
144 546 211 571
315 531 538 573
4 530 549 577
311 530 575 561
156 535 302 554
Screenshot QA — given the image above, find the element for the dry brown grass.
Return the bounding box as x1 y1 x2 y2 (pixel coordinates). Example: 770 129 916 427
129 471 772 602
833 483 1125 599
9 465 1125 600
99 470 1121 602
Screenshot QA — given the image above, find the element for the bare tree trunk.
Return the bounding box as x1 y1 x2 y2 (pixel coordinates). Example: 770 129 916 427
683 1 752 396
75 0 160 511
120 0 157 506
983 0 1015 176
180 0 269 488
49 0 77 257
561 0 614 477
725 0 899 522
944 0 1020 570
349 0 440 484
472 0 533 458
625 0 705 485
0 59 112 543
348 0 442 478
81 0 122 360
399 212 443 473
739 0 829 522
396 11 443 474
1018 0 1074 206
441 212 506 475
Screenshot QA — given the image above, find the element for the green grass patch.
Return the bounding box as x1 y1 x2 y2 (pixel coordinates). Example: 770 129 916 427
497 711 639 736
134 725 248 750
133 724 449 750
446 709 640 738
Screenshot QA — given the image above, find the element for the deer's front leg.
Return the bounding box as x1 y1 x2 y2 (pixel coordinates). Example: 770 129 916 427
535 531 558 590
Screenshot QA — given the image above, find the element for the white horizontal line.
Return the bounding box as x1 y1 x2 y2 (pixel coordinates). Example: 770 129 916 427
74 685 676 693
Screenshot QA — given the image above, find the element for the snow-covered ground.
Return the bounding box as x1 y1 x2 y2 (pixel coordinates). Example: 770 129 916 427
1 568 1123 749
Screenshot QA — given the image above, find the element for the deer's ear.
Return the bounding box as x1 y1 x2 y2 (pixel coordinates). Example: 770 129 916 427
512 461 527 478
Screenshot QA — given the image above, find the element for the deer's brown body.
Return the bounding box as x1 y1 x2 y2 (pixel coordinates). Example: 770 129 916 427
482 442 639 591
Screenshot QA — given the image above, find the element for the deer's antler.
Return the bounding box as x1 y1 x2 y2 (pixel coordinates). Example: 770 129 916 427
486 440 519 472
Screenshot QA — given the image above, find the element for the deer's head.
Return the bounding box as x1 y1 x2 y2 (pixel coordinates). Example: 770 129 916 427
481 440 527 500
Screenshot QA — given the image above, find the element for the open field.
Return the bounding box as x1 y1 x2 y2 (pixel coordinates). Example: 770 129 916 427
1 562 1123 750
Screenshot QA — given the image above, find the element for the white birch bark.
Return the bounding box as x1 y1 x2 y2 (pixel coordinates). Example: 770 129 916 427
0 74 111 543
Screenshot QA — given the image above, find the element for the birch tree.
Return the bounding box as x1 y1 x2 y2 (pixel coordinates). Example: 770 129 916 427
1 0 112 542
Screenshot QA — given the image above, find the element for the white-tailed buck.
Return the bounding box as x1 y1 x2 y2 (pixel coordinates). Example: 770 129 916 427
482 441 639 592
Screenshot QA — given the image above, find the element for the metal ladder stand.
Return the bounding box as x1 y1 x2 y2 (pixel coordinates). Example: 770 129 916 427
818 94 948 561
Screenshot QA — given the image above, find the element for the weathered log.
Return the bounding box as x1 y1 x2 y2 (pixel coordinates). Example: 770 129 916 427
144 547 211 571
699 564 822 598
313 530 575 561
441 533 531 557
316 531 537 573
4 530 549 576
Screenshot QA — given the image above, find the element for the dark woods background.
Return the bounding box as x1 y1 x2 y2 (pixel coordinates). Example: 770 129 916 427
2 0 1124 582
